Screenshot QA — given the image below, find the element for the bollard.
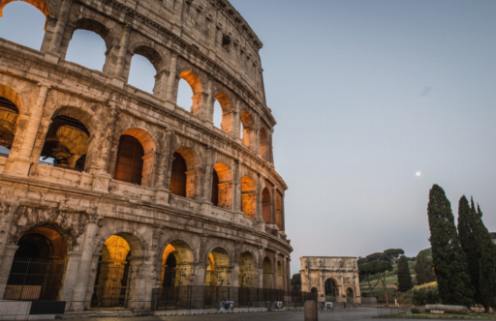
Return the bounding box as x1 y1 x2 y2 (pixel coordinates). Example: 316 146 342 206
304 300 318 321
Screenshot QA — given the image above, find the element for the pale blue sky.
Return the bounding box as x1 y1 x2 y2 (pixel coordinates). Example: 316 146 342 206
1 0 496 274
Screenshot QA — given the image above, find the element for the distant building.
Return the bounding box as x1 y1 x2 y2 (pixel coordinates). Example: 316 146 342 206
300 257 361 304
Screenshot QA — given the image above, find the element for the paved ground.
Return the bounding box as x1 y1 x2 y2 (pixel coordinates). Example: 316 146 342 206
63 307 453 321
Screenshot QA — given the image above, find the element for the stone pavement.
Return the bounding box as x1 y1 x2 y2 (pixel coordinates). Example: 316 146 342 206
59 307 449 321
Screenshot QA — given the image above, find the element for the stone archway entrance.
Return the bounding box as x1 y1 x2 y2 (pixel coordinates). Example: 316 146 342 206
324 278 338 302
91 234 142 308
4 226 67 300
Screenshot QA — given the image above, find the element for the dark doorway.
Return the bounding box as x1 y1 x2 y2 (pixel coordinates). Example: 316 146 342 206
170 152 187 196
114 135 144 184
5 227 66 301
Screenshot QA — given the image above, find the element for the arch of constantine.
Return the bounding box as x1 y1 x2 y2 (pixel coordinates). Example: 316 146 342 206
0 0 290 312
300 257 361 304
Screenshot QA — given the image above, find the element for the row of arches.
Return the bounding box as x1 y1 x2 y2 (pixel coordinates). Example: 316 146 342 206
0 1 273 160
4 224 287 308
0 89 283 226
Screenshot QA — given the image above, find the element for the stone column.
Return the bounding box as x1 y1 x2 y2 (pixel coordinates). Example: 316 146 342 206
69 221 99 311
201 148 214 203
127 258 153 311
109 26 131 81
41 0 73 59
0 244 18 299
272 186 278 225
190 262 206 309
165 55 179 104
232 160 241 212
4 85 49 176
154 131 171 205
0 202 16 259
60 251 81 306
153 68 170 101
255 173 263 224
232 101 241 141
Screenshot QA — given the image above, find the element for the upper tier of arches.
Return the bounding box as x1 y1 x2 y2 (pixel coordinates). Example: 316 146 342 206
0 0 275 164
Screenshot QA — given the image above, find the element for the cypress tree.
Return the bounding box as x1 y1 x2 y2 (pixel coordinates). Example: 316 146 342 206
457 196 480 303
472 204 496 310
427 185 473 306
414 248 436 285
397 255 413 292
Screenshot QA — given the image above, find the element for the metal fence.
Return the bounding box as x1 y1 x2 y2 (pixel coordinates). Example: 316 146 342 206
151 286 315 310
4 259 65 301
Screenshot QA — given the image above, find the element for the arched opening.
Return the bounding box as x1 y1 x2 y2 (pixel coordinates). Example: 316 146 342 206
213 93 233 134
4 226 67 300
170 152 187 197
262 257 273 289
114 135 144 185
0 1 46 50
240 111 254 148
0 96 19 156
240 176 256 218
39 115 90 171
275 192 283 230
262 188 272 224
169 148 196 198
128 54 157 94
65 20 108 71
346 288 354 303
114 128 156 186
160 241 193 288
259 127 271 161
205 248 230 287
211 163 232 208
91 234 143 308
324 278 338 301
239 252 256 288
213 100 222 129
176 70 202 113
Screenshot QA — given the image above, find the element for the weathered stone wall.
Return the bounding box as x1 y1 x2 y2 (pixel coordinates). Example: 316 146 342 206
0 0 290 312
300 257 361 304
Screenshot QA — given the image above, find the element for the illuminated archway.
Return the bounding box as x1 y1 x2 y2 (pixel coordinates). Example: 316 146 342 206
114 128 156 186
262 257 273 289
262 188 272 224
169 148 196 198
211 163 232 208
240 176 256 218
160 241 194 288
91 234 143 308
239 252 256 288
213 92 233 134
240 111 254 148
259 127 270 161
0 96 19 156
4 226 67 300
205 248 230 287
39 114 90 171
176 70 202 113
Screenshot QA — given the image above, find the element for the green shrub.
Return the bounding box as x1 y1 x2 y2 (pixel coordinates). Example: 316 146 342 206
412 287 440 305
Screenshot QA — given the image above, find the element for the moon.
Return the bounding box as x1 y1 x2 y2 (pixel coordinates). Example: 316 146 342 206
415 171 422 177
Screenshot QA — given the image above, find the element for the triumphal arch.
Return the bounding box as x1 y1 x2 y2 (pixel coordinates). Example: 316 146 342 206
300 257 361 304
0 0 290 312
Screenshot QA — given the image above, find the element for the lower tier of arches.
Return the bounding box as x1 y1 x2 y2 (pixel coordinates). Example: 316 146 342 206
0 201 291 312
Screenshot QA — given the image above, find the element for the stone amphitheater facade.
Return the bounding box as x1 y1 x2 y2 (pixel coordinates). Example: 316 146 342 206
0 0 290 312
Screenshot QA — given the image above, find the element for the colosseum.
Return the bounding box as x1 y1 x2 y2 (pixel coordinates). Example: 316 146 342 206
0 0 290 313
